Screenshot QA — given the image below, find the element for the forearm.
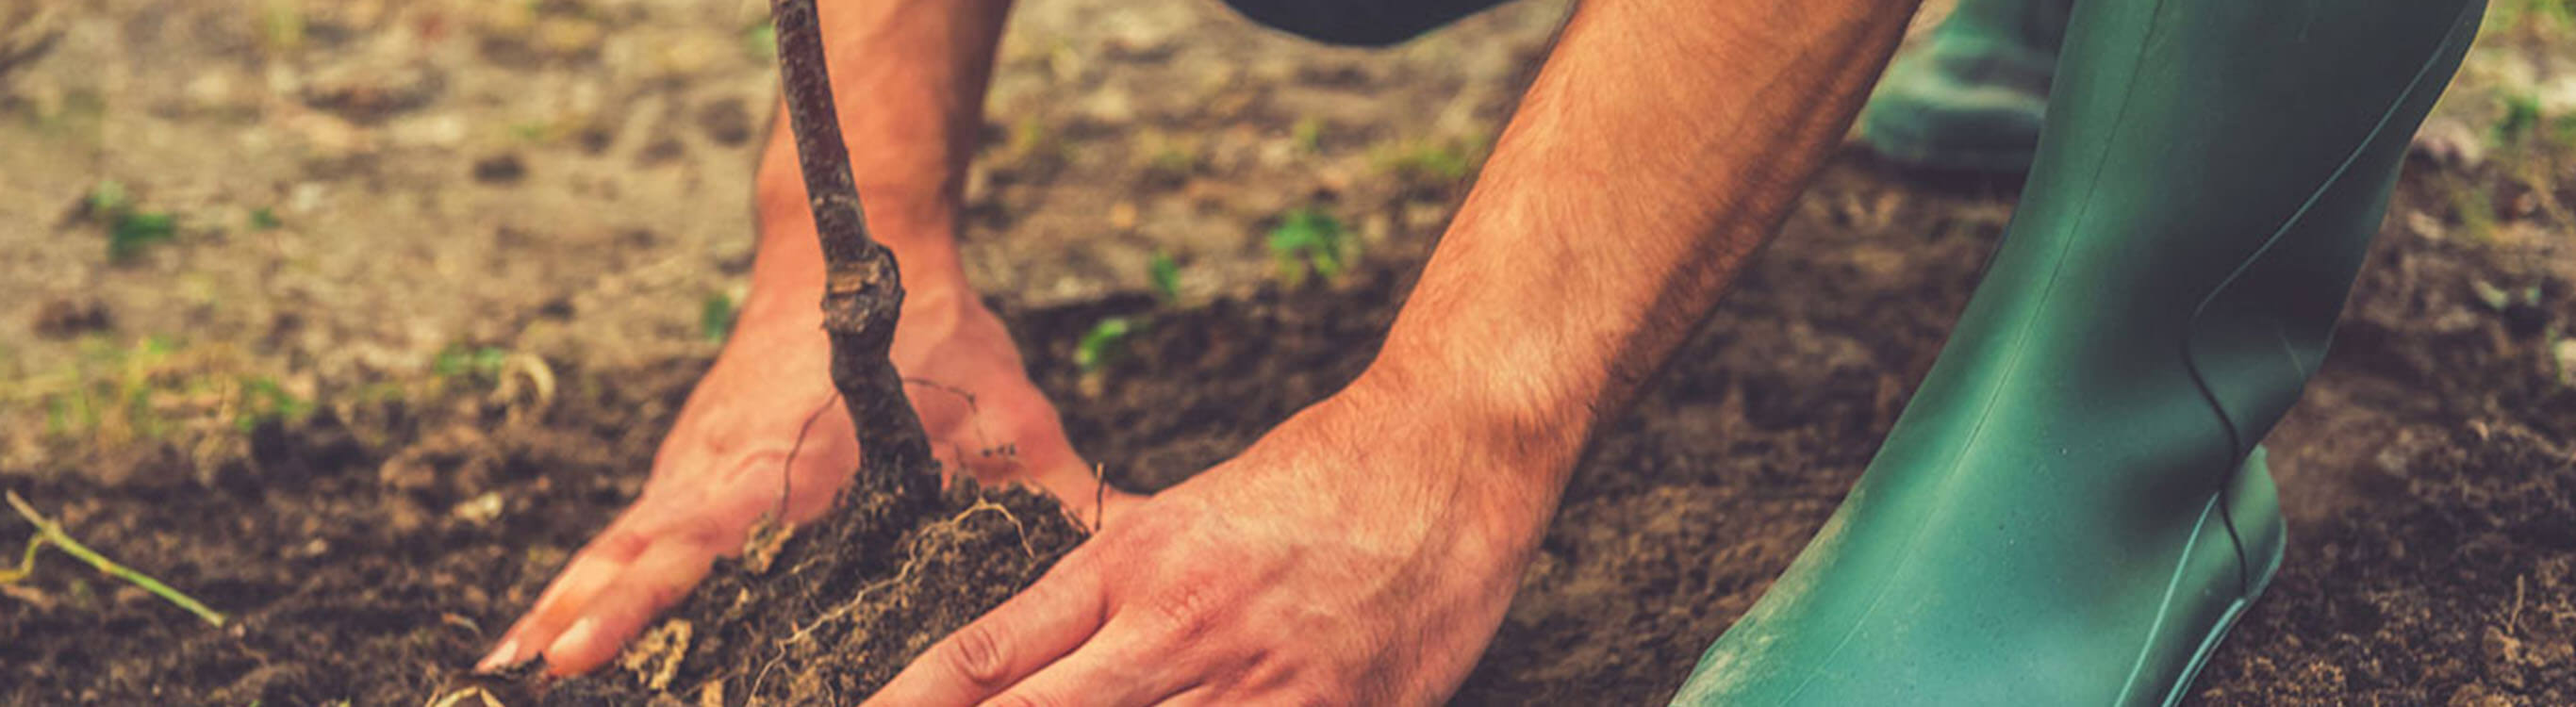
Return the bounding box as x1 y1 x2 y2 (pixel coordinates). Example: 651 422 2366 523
1356 0 1916 512
748 0 1012 322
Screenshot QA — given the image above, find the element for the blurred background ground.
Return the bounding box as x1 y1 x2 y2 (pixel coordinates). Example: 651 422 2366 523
0 0 2570 704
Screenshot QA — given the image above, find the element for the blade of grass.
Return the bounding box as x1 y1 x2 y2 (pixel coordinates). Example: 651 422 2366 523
4 490 226 627
0 531 41 584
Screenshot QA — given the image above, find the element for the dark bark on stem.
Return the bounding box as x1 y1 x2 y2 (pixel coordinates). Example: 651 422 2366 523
768 0 936 505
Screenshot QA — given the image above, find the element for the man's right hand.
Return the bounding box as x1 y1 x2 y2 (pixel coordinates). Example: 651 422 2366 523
478 271 1139 677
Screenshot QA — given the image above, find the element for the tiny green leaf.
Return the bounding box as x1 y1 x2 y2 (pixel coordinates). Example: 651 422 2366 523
2471 279 2511 311
701 292 739 341
1148 252 1181 303
1266 208 1348 283
1075 317 1134 371
107 212 177 262
2495 92 2543 146
90 179 129 215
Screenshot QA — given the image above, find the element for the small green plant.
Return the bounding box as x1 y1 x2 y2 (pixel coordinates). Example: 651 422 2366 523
34 337 178 443
4 491 227 627
434 345 512 381
247 206 282 231
1148 251 1182 304
91 180 179 262
2469 279 2544 312
1267 207 1349 286
2471 279 2514 311
233 376 313 433
2495 92 2544 146
701 291 739 341
1075 317 1134 371
17 337 320 445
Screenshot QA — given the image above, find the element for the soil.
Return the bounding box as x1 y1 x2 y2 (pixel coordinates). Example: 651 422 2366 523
4 0 2573 705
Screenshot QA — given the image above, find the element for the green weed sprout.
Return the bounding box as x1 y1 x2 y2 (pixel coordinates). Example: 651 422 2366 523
234 376 314 434
1149 251 1182 304
3 491 226 627
1267 208 1349 285
434 345 511 380
91 180 178 262
702 291 739 341
2496 92 2544 146
1076 317 1135 372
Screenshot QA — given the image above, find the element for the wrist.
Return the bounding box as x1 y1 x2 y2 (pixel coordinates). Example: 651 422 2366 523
1321 364 1582 545
744 199 974 323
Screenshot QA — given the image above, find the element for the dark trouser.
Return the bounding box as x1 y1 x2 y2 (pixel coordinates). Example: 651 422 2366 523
1221 0 1514 46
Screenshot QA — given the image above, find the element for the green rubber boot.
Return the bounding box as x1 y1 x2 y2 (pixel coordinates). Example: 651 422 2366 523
1674 1 2485 705
1856 0 2071 172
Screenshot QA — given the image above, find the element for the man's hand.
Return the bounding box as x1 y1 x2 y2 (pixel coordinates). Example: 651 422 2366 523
481 282 1138 676
864 379 1558 706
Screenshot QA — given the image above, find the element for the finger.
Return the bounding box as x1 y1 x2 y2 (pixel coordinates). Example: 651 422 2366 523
863 562 1111 707
479 531 641 671
538 536 721 675
1149 684 1230 707
977 617 1195 707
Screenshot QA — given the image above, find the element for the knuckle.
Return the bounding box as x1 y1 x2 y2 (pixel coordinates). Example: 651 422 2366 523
1145 583 1222 641
941 622 1012 687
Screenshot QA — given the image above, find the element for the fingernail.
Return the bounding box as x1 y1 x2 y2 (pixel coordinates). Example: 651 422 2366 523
548 617 600 661
475 638 521 673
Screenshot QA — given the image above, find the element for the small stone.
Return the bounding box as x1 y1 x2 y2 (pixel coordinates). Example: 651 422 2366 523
451 492 505 524
471 154 526 184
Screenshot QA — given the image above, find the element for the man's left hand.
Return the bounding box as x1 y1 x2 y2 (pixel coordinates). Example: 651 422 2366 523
863 382 1555 706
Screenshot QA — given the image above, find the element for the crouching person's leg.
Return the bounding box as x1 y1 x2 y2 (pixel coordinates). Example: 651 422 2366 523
1675 0 2485 703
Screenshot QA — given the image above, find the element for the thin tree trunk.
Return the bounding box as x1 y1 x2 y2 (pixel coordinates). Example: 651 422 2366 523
767 0 936 505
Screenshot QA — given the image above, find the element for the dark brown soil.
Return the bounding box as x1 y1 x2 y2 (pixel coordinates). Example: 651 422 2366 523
3 155 2571 706
526 481 1082 706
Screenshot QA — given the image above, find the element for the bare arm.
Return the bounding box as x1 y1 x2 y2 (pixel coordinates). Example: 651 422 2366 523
1366 0 1919 530
864 0 1920 704
745 0 1011 322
